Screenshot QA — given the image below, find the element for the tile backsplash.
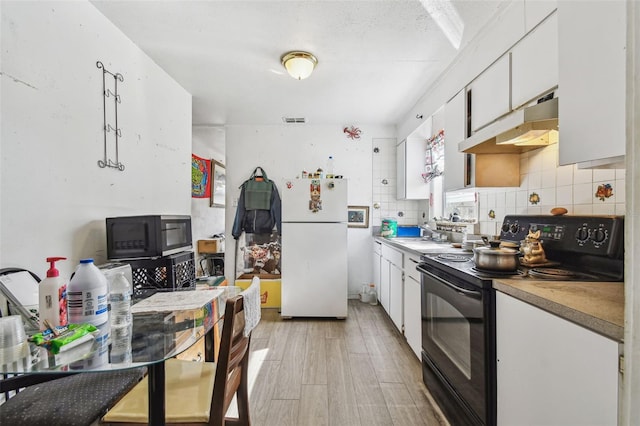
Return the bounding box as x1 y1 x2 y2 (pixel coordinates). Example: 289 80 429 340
372 139 624 237
474 144 625 236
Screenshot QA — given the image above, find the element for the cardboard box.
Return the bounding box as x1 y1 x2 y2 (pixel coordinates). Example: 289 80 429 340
234 278 281 308
198 239 219 254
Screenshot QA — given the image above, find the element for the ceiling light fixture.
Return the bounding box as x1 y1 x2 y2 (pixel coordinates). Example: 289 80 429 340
281 51 318 80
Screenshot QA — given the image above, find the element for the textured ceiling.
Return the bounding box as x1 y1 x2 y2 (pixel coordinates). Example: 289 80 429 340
91 0 508 126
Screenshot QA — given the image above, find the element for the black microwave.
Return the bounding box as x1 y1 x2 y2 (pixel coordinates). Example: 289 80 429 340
106 215 192 260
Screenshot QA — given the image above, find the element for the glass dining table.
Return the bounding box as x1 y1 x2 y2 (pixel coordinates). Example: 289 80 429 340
1 287 235 426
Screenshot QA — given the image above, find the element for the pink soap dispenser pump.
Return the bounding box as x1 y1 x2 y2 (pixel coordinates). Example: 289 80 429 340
38 256 68 330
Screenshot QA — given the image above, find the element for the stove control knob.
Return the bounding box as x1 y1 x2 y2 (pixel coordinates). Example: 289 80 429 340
592 228 608 244
510 224 520 234
575 227 590 243
502 223 510 233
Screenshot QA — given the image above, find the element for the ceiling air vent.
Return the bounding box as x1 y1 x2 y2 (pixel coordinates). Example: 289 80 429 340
282 117 307 124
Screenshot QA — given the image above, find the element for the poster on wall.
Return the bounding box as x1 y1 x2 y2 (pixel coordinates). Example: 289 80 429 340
191 154 211 198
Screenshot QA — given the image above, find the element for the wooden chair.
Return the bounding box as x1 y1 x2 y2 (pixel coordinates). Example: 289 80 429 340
102 290 254 426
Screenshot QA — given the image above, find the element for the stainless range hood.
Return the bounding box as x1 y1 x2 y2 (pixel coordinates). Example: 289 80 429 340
458 97 559 154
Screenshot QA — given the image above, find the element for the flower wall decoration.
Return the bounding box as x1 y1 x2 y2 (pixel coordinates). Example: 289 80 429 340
529 192 540 205
595 183 614 201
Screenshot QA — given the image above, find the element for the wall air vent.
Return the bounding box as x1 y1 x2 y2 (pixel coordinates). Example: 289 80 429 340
282 117 307 124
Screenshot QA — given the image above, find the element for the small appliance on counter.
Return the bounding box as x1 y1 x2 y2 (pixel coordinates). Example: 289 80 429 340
105 215 196 298
105 215 192 260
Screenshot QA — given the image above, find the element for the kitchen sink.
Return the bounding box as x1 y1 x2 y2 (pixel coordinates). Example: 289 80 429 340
383 237 457 253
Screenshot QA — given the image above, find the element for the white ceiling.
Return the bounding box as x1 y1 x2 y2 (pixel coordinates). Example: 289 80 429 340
91 0 508 127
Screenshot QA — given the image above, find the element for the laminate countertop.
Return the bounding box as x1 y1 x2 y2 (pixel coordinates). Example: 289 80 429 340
493 279 624 342
374 236 462 256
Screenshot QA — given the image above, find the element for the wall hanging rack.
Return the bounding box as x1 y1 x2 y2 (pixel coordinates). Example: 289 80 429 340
97 61 125 171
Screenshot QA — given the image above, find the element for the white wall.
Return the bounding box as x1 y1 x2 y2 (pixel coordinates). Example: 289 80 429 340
191 126 226 272
225 124 395 297
0 1 192 279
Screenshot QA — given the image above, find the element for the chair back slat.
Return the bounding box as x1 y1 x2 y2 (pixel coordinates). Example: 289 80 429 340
210 292 252 426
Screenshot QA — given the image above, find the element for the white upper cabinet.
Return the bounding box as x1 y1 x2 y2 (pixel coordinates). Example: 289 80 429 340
511 12 558 109
444 89 468 191
524 0 557 32
398 115 432 200
397 138 429 200
431 105 445 135
558 0 626 166
469 54 511 132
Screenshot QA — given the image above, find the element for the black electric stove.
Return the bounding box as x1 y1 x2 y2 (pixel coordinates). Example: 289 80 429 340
417 215 624 426
421 214 625 286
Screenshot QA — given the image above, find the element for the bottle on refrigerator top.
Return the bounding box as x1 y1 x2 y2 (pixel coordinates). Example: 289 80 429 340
67 258 109 326
38 256 68 330
326 156 335 178
109 272 132 364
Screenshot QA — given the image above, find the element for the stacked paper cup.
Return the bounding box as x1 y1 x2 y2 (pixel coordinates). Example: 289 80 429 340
0 316 31 370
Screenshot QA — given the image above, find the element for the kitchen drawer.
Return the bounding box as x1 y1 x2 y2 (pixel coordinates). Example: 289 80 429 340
404 253 422 283
373 240 382 256
381 244 403 267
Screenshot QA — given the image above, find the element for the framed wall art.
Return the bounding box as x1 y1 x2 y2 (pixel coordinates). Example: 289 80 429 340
348 205 369 228
191 154 211 198
210 160 226 207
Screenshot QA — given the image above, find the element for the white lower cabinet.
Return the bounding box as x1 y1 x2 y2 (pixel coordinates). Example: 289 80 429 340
380 244 403 332
403 275 421 359
375 242 424 359
379 257 390 312
388 262 403 331
372 241 382 302
496 291 619 426
403 252 422 359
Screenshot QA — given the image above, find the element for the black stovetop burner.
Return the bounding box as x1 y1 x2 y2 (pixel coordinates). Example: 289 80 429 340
422 214 625 285
471 266 525 278
525 267 603 281
422 252 620 284
436 253 471 262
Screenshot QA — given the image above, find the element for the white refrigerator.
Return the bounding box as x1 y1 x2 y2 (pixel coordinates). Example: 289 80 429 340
280 178 348 318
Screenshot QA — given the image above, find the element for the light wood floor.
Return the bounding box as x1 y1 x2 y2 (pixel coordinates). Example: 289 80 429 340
240 299 450 426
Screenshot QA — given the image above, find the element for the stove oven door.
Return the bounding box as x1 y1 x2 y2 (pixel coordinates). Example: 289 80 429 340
419 265 494 426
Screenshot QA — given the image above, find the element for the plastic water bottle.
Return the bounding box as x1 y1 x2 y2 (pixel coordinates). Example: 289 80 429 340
109 272 132 364
368 284 378 306
67 259 109 326
326 156 335 178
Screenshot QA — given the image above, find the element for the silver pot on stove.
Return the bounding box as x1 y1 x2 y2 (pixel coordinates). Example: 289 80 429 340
473 240 519 272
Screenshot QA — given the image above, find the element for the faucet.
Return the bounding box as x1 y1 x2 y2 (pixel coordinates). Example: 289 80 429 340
420 224 439 240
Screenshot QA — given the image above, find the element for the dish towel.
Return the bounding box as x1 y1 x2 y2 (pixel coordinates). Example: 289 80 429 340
241 276 261 336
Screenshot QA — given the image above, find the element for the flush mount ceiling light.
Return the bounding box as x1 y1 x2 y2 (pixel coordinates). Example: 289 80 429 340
281 51 318 80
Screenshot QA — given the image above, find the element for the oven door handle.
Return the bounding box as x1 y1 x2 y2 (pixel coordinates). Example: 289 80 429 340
418 266 482 299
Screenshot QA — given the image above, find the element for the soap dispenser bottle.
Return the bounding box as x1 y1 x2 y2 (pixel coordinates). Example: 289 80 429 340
38 256 68 330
